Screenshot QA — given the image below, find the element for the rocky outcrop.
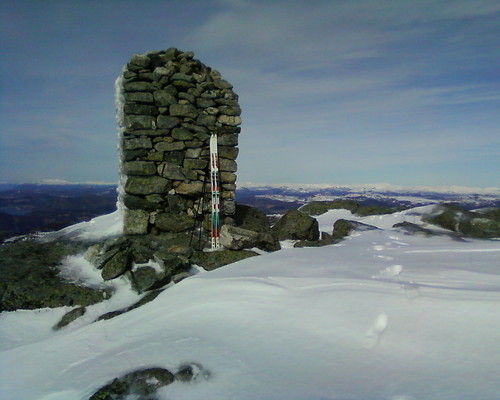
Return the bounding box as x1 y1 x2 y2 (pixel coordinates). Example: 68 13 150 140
422 204 500 238
220 225 279 251
190 248 258 271
53 306 86 330
89 367 175 400
85 234 195 291
89 363 211 400
332 219 379 239
117 48 241 237
0 240 112 311
271 209 320 241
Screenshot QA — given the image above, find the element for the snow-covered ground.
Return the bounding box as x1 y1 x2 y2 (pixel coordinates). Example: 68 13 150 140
1 207 499 400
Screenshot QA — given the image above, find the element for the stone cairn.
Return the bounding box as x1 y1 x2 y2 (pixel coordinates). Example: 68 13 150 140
116 48 241 236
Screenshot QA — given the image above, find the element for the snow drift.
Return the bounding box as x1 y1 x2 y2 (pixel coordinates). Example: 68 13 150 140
1 207 499 400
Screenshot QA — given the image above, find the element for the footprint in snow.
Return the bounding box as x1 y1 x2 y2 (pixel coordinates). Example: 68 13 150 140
363 313 389 350
383 264 403 277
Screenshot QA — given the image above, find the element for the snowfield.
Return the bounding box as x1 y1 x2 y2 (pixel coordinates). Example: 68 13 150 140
1 207 499 400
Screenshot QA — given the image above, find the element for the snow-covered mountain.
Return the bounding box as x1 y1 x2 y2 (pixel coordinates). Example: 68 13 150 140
1 205 499 400
237 183 500 212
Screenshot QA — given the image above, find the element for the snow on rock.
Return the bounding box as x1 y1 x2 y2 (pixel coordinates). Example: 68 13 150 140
39 209 123 242
1 206 500 400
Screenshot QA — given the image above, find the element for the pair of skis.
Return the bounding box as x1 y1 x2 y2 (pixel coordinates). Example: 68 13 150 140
209 133 221 249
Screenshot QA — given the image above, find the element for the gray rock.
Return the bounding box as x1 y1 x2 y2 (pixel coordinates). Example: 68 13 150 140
170 103 198 118
123 104 158 116
123 161 156 176
220 172 236 184
155 212 195 233
123 194 163 211
54 306 86 330
171 72 194 82
190 249 258 271
89 367 175 400
271 209 320 241
171 127 194 140
392 222 438 237
129 54 151 68
219 159 237 172
196 98 216 108
123 92 154 103
174 363 211 382
164 151 185 165
154 253 191 276
422 204 500 238
123 137 153 150
124 114 156 130
218 146 239 159
332 219 379 239
234 204 272 233
218 134 239 146
213 79 233 89
123 209 150 235
196 114 217 126
155 141 185 152
159 163 197 180
218 114 241 126
131 266 171 293
220 225 279 251
175 181 204 195
156 115 180 129
101 250 131 280
153 90 177 106
125 176 172 195
183 159 208 170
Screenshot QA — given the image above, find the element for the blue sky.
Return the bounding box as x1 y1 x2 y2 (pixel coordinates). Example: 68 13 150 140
1 0 499 187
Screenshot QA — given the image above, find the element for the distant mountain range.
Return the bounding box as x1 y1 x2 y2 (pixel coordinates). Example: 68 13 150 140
1 182 498 241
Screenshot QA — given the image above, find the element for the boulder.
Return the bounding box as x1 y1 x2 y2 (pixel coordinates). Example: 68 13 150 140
123 209 149 235
234 204 273 233
220 225 279 251
271 209 319 241
89 367 175 400
423 204 500 238
332 219 379 239
392 222 438 237
190 249 258 271
101 250 131 280
53 306 86 330
124 176 172 195
130 265 171 294
154 212 195 233
294 231 336 248
0 240 112 311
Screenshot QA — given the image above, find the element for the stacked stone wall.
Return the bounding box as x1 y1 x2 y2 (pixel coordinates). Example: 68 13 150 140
117 48 241 235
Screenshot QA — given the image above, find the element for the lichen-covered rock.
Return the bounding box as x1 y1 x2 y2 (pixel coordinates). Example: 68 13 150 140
154 212 195 233
89 367 175 400
332 219 379 239
190 249 258 271
422 204 500 238
53 306 86 330
123 209 149 235
0 240 112 311
130 266 171 293
101 250 131 280
220 225 279 251
233 204 273 233
271 209 320 241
